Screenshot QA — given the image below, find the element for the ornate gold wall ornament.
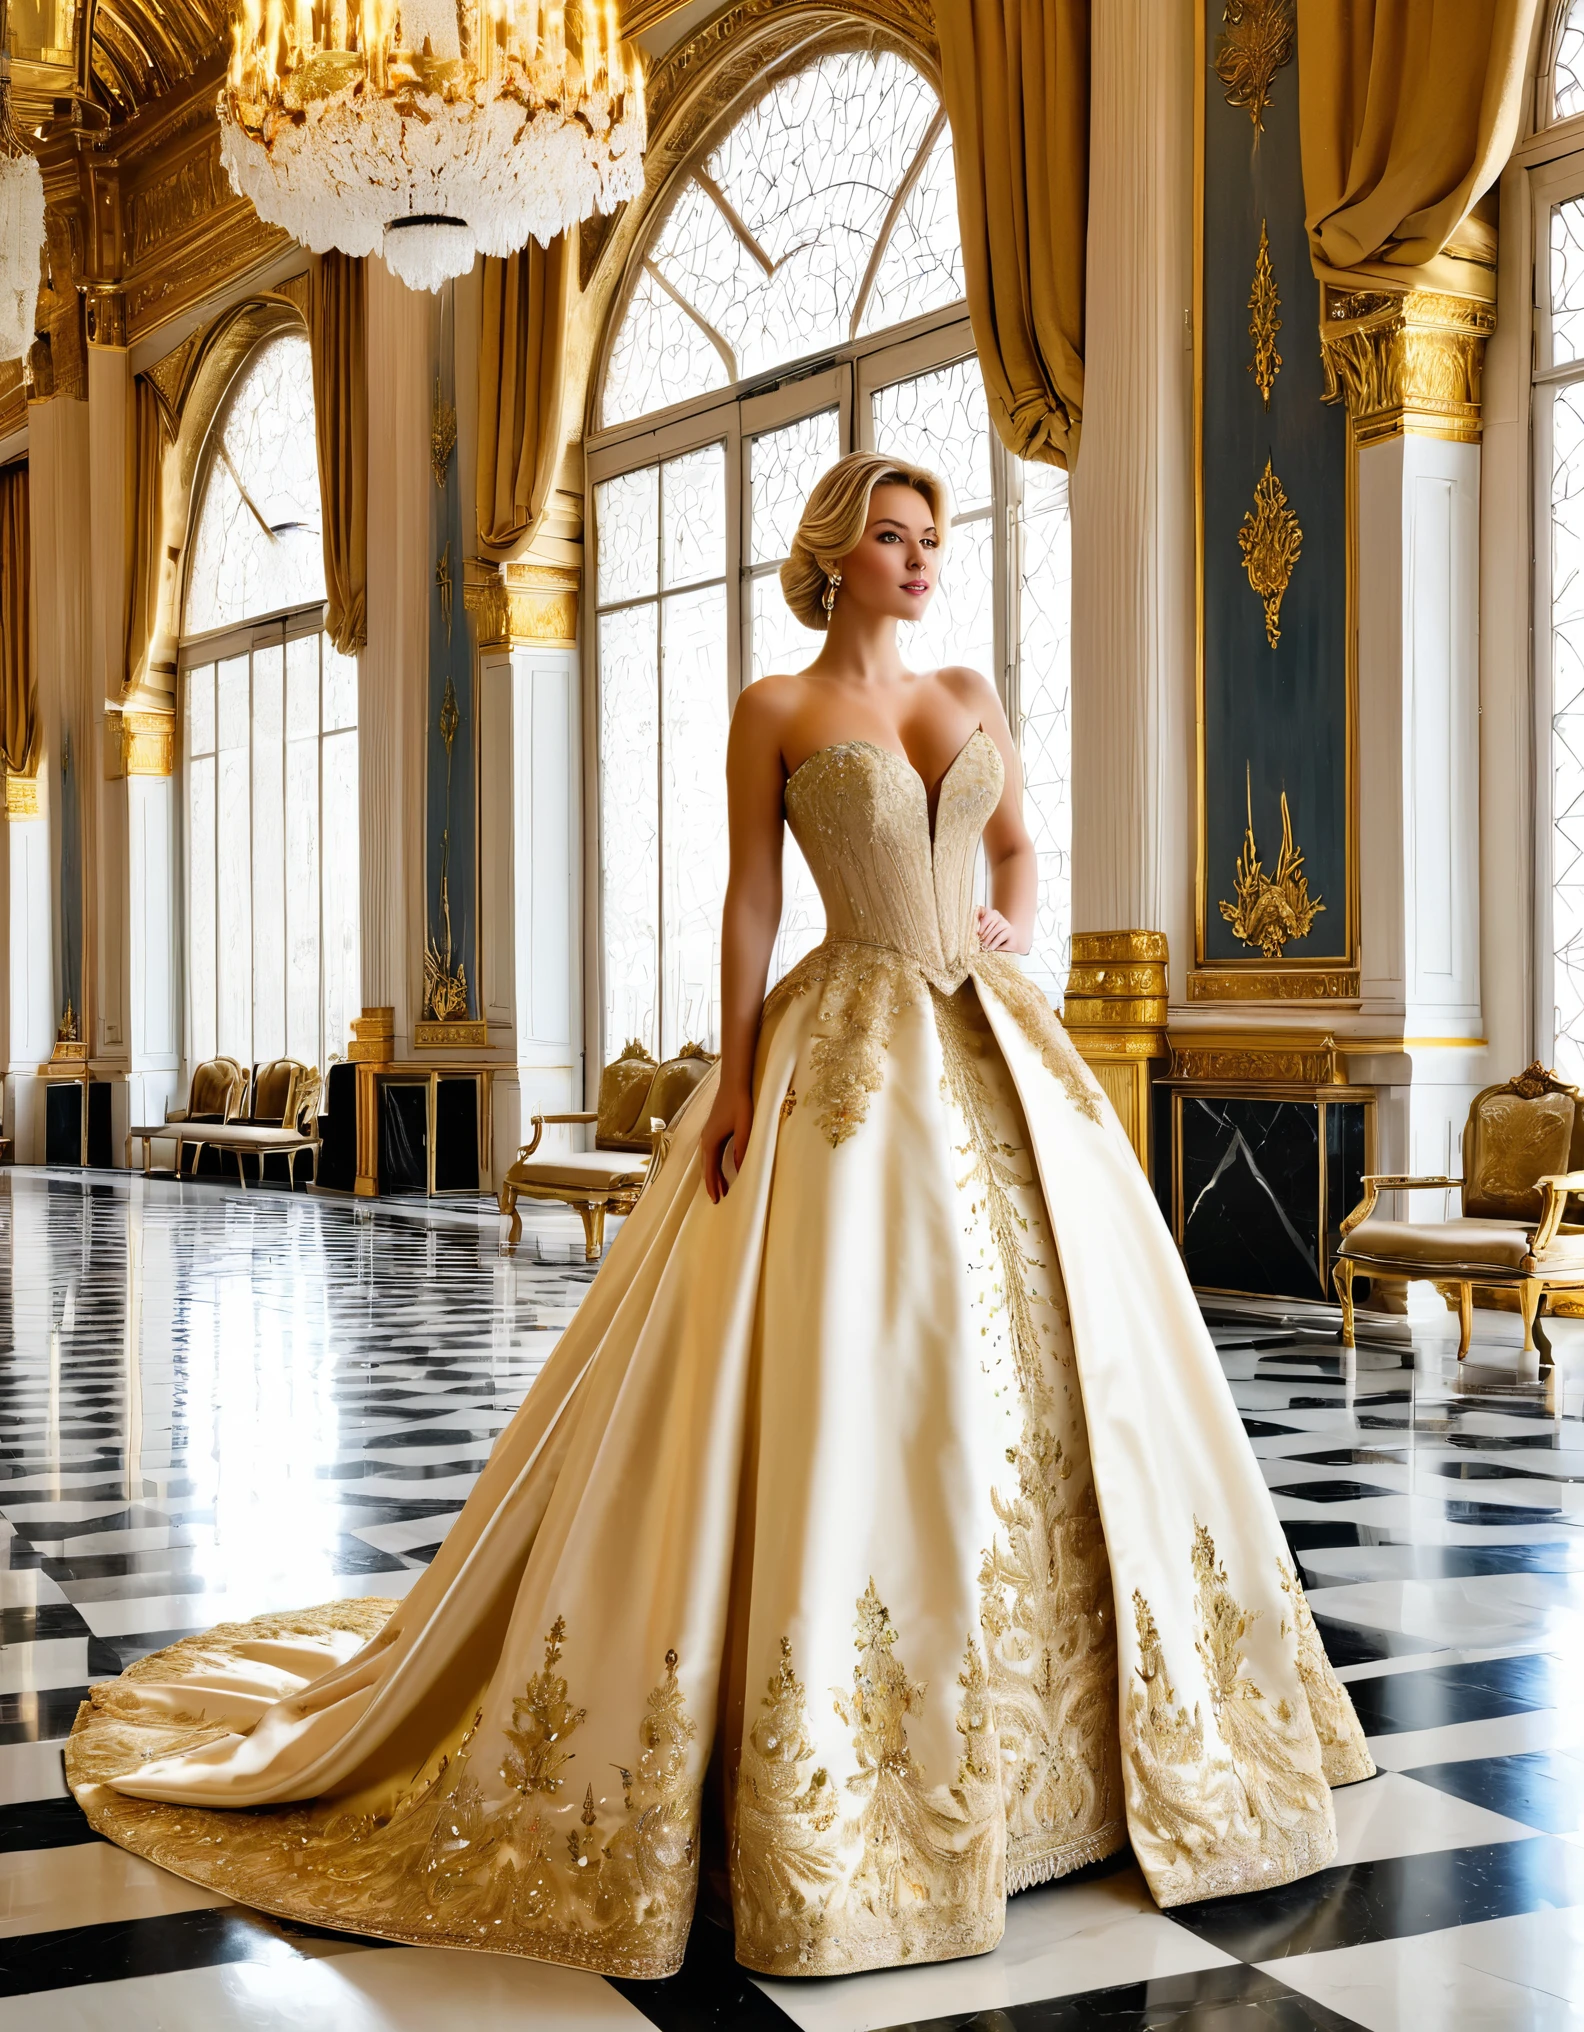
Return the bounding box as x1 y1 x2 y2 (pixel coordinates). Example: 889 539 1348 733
434 541 453 644
4 769 39 818
1248 219 1280 407
1236 458 1301 649
1168 1038 1346 1086
1187 969 1359 1002
1214 0 1295 132
1219 772 1324 961
1319 284 1495 444
423 676 469 1026
430 374 457 491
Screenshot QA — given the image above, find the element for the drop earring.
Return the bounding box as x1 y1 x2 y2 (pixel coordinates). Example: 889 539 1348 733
823 569 841 618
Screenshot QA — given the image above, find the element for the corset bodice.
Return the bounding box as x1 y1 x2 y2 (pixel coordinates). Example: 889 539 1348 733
782 730 1005 991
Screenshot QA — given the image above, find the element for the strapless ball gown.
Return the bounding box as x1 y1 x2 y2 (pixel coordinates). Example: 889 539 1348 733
67 730 1372 1981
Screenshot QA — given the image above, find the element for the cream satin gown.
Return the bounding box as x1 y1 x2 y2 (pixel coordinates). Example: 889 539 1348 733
68 731 1373 1982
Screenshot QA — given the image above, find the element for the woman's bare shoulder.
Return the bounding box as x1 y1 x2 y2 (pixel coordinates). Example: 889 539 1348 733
729 672 805 767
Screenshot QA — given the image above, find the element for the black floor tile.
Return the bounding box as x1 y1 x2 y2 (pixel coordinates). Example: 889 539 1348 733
1279 1522 1365 1560
0 1795 97 1852
1341 1653 1565 1736
1439 1500 1564 1526
1311 1615 1442 1668
1288 1449 1407 1469
0 1905 381 1996
0 1602 90 1643
860 1962 1370 2030
1167 1836 1584 1960
0 1684 88 1743
614 1916 803 2029
1406 1750 1584 1838
1241 1419 1300 1438
1267 1481 1397 1505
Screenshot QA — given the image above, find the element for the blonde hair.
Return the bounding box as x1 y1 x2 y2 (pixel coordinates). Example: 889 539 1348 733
779 451 950 631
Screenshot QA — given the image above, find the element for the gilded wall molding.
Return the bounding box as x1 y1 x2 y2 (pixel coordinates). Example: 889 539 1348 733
1168 1036 1346 1087
1213 0 1295 132
103 710 175 779
4 771 40 819
1187 969 1360 1003
1062 932 1170 1168
465 560 581 650
1236 458 1301 649
1319 284 1496 445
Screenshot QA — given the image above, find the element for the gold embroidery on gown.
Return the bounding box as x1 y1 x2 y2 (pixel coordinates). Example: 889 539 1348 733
1125 1523 1338 1904
932 983 1126 1890
68 1613 701 1980
731 1586 1003 1977
68 726 1372 1974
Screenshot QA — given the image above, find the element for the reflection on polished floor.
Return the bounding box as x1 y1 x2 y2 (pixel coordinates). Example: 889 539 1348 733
2 1172 1584 2028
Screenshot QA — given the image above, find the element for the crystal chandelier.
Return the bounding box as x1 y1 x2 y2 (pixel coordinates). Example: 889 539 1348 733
0 22 43 363
219 0 646 292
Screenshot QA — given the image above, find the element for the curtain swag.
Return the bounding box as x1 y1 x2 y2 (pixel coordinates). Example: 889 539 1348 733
936 0 1088 469
477 235 571 561
310 251 368 656
1297 0 1542 295
0 459 31 778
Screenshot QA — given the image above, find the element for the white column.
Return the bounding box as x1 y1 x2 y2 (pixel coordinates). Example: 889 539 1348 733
6 798 52 1160
1353 435 1485 1194
1067 0 1195 962
359 261 430 1058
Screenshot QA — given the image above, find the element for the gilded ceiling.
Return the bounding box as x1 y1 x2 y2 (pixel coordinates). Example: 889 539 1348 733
87 0 230 119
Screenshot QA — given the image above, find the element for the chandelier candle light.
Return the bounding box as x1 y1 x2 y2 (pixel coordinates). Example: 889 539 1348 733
220 0 646 292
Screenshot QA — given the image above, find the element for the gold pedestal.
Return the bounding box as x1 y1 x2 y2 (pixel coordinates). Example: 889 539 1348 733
1062 932 1169 1169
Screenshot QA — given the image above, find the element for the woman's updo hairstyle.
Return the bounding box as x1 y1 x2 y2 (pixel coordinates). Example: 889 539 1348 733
779 450 950 632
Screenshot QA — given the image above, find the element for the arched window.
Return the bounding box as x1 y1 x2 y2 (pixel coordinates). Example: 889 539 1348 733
588 43 1071 1062
180 331 359 1080
1556 0 1584 123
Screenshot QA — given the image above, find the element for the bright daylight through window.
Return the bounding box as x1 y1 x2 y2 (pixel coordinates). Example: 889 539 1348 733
181 333 359 1079
590 46 1073 1063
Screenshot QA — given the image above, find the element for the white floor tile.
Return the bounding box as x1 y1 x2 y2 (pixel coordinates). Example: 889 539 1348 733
1369 1706 1584 1773
1297 1572 1584 1650
73 1570 417 1640
0 1945 649 2029
1331 1772 1540 1864
0 1638 88 1695
752 1866 1236 2031
0 1842 229 1937
0 1569 66 1608
0 1740 68 1804
1267 1906 1584 2031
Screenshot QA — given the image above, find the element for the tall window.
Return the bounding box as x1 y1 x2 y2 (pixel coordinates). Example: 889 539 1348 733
589 45 1073 1062
180 333 359 1077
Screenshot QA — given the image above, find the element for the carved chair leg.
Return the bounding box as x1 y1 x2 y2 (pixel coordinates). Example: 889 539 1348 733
498 1183 522 1248
1534 1290 1555 1367
1332 1257 1356 1349
1457 1282 1473 1360
579 1202 607 1262
1519 1280 1545 1356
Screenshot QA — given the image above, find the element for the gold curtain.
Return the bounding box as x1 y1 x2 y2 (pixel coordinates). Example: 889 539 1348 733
0 460 31 777
477 237 571 560
935 0 1088 469
1297 0 1542 294
310 251 368 655
124 375 172 699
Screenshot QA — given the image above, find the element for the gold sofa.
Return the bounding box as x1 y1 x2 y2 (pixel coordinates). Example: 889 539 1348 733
1335 1063 1584 1358
500 1041 717 1257
127 1056 248 1173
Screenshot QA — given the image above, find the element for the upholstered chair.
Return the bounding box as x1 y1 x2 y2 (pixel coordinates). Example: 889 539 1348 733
1335 1063 1584 1358
169 1057 248 1129
499 1040 718 1257
249 1060 322 1132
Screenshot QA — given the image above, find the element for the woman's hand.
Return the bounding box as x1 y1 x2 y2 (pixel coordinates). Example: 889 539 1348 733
976 904 1019 953
699 1084 754 1202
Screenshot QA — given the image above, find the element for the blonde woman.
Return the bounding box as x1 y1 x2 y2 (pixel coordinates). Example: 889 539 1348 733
72 454 1371 1984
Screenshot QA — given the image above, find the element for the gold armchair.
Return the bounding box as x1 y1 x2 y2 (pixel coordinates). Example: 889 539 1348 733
499 1040 717 1257
1335 1063 1584 1358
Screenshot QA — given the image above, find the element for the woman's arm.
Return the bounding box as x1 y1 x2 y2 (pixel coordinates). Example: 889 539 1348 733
948 669 1037 954
699 684 790 1201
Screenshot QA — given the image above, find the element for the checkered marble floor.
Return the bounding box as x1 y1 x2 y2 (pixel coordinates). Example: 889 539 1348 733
3 1170 1584 2028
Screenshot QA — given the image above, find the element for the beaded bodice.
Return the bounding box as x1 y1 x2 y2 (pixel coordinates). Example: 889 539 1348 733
782 730 1004 992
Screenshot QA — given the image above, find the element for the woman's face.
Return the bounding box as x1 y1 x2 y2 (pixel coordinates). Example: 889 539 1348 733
834 482 941 622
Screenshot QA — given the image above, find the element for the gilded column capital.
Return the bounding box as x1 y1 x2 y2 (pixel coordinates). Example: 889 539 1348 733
464 558 580 651
1062 931 1170 1168
4 770 39 818
1319 284 1495 445
83 287 126 349
103 709 174 779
